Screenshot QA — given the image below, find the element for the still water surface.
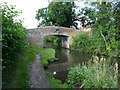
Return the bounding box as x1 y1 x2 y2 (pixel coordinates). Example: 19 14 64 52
43 41 120 85
43 42 92 82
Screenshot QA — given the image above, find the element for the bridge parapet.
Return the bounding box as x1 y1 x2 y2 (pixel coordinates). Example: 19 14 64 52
26 26 92 48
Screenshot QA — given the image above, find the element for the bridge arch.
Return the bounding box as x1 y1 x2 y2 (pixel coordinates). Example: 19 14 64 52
26 26 92 48
26 26 76 48
43 34 70 48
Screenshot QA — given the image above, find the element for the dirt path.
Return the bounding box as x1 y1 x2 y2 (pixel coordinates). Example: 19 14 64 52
28 54 49 88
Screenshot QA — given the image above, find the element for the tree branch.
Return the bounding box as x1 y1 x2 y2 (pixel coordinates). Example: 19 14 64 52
100 31 107 48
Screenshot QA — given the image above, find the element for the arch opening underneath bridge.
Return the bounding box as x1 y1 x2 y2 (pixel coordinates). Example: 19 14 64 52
43 35 70 48
26 26 92 48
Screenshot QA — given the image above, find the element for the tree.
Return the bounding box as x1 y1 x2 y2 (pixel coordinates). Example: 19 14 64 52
91 2 119 53
36 2 78 28
71 1 119 56
114 1 120 40
2 3 26 70
77 7 96 27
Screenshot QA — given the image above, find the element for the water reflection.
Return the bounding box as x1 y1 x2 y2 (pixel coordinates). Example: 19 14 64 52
43 42 120 85
43 42 92 82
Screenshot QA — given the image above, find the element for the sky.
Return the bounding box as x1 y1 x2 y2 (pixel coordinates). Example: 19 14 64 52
2 0 86 29
2 0 50 29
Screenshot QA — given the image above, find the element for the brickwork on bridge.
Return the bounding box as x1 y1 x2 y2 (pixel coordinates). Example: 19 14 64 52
26 26 92 48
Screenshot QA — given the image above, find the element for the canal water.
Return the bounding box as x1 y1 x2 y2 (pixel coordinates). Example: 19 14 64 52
43 42 120 85
43 42 92 82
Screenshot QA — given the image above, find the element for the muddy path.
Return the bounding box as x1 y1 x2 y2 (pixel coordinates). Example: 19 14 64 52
28 54 49 88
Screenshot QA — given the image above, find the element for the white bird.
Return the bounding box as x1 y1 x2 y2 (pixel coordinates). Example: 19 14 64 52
53 71 56 75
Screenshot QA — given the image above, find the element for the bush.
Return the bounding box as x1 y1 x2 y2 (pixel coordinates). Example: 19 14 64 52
67 57 117 88
71 33 92 52
44 35 61 45
71 20 119 57
44 36 55 42
2 3 26 70
67 64 85 88
46 72 68 88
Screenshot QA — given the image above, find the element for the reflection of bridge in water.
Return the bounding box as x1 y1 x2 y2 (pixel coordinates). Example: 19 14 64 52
46 47 72 73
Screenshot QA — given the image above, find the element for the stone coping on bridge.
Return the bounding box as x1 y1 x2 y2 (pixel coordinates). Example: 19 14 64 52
26 26 92 32
26 26 78 31
26 26 93 48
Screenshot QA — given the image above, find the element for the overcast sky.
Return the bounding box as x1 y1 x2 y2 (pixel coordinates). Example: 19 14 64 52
2 0 86 29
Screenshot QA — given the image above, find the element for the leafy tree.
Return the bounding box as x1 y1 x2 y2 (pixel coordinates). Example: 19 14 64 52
2 3 26 70
114 1 120 40
93 2 118 52
71 2 119 56
77 7 96 27
36 2 78 28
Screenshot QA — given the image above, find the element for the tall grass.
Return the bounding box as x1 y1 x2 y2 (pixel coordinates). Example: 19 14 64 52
67 56 117 88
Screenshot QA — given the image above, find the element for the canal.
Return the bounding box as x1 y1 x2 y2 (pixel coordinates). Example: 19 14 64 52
43 41 120 85
43 41 91 82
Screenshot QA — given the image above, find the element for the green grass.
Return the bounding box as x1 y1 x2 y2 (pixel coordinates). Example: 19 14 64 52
41 48 57 67
28 45 45 54
13 50 35 88
3 45 58 88
3 47 36 88
27 45 58 67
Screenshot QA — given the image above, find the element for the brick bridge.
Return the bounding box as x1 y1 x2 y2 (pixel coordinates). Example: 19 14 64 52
26 26 92 48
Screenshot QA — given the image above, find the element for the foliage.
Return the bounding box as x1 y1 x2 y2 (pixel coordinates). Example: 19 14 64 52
71 33 91 52
28 45 45 54
46 72 68 88
2 48 36 88
49 78 68 88
92 2 119 56
77 7 96 27
14 50 35 88
27 45 58 67
44 35 62 46
67 57 117 88
71 2 119 57
40 48 57 67
114 2 120 41
36 2 78 28
67 64 85 88
2 3 26 70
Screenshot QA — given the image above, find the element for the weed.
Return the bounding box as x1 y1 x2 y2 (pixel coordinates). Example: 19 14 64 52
67 58 117 88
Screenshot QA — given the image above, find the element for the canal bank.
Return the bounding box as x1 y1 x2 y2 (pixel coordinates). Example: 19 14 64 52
43 41 120 87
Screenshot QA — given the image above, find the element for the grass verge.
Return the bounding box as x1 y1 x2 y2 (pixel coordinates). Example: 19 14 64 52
27 45 58 67
3 47 36 88
41 48 58 67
